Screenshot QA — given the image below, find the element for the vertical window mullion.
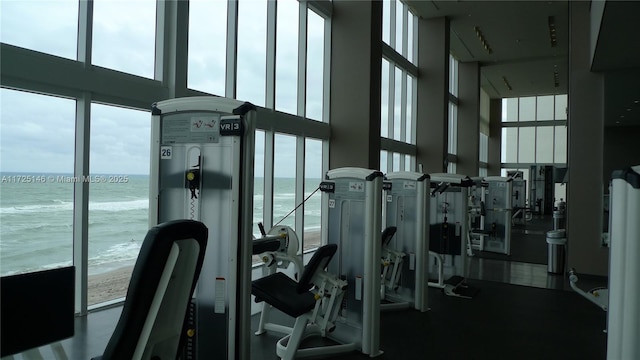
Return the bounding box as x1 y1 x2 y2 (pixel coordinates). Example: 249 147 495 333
73 93 91 315
400 69 407 143
265 0 277 109
389 0 396 50
295 136 305 248
74 1 93 316
297 2 308 117
388 64 396 139
401 3 408 59
322 14 331 123
226 0 239 99
263 131 275 230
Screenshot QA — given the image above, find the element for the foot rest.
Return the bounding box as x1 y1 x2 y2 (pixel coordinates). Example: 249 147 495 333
252 238 282 254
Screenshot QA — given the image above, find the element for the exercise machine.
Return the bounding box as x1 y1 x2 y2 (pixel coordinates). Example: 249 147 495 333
568 268 608 313
252 225 304 336
508 171 529 225
607 165 640 360
481 176 513 255
382 171 430 312
467 177 487 255
319 167 384 357
429 173 478 298
251 244 348 360
149 96 256 359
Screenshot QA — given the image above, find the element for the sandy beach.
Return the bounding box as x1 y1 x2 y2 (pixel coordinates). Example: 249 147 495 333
88 230 322 305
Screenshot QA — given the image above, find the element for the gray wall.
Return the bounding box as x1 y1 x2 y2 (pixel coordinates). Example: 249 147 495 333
566 1 608 276
603 126 640 187
457 61 480 176
488 99 502 176
329 0 382 170
416 17 449 174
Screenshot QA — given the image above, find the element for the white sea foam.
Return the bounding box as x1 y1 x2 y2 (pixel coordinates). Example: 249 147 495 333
0 199 148 214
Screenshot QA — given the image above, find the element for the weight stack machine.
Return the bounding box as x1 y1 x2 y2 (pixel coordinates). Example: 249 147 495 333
382 171 430 312
149 96 256 360
321 167 383 357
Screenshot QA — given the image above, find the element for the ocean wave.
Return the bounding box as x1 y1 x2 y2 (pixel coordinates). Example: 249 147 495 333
88 241 142 267
0 199 148 214
2 260 73 277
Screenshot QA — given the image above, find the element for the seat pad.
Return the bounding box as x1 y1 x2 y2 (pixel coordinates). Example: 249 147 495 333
252 272 317 318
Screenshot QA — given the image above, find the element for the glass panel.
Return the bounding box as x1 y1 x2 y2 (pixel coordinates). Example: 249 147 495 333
479 133 489 163
88 103 150 305
380 150 388 173
407 12 414 64
381 59 390 138
536 126 554 163
306 10 324 120
382 0 391 45
275 0 299 114
555 183 567 204
448 102 458 155
449 55 458 97
188 0 227 95
518 97 536 122
392 152 401 172
304 138 323 252
501 127 518 163
518 126 535 163
555 94 568 120
393 66 402 141
0 89 75 276
536 95 554 121
503 98 518 122
554 125 567 163
273 133 296 229
0 0 78 60
406 74 413 144
395 0 404 54
447 162 456 174
404 155 412 171
237 0 267 106
253 130 265 237
92 0 156 78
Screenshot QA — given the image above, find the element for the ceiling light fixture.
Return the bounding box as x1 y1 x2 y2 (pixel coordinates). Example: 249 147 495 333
474 26 493 54
553 66 560 88
502 76 513 91
548 16 557 48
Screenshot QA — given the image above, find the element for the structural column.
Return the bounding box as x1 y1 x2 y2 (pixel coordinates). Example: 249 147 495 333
457 61 480 176
329 0 382 170
415 17 449 174
566 1 608 276
488 99 502 176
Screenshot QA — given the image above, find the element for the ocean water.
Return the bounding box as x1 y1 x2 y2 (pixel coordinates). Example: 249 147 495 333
0 173 322 276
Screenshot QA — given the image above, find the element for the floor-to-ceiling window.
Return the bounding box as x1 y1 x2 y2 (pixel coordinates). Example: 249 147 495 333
479 89 490 177
0 89 76 278
381 0 418 173
447 54 459 174
1 0 331 312
500 94 568 206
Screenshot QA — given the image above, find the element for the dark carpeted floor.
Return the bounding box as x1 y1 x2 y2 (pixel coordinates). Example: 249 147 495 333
252 278 607 360
474 215 553 265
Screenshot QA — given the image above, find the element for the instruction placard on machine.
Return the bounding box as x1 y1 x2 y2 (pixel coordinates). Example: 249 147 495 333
162 115 221 144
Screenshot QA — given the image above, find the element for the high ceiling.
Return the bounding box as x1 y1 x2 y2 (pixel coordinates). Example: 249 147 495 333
405 0 640 127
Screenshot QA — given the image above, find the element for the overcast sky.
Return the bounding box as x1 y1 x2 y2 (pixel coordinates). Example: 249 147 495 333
0 0 325 178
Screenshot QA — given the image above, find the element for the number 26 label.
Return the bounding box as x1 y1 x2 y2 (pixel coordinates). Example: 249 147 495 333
161 146 173 159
